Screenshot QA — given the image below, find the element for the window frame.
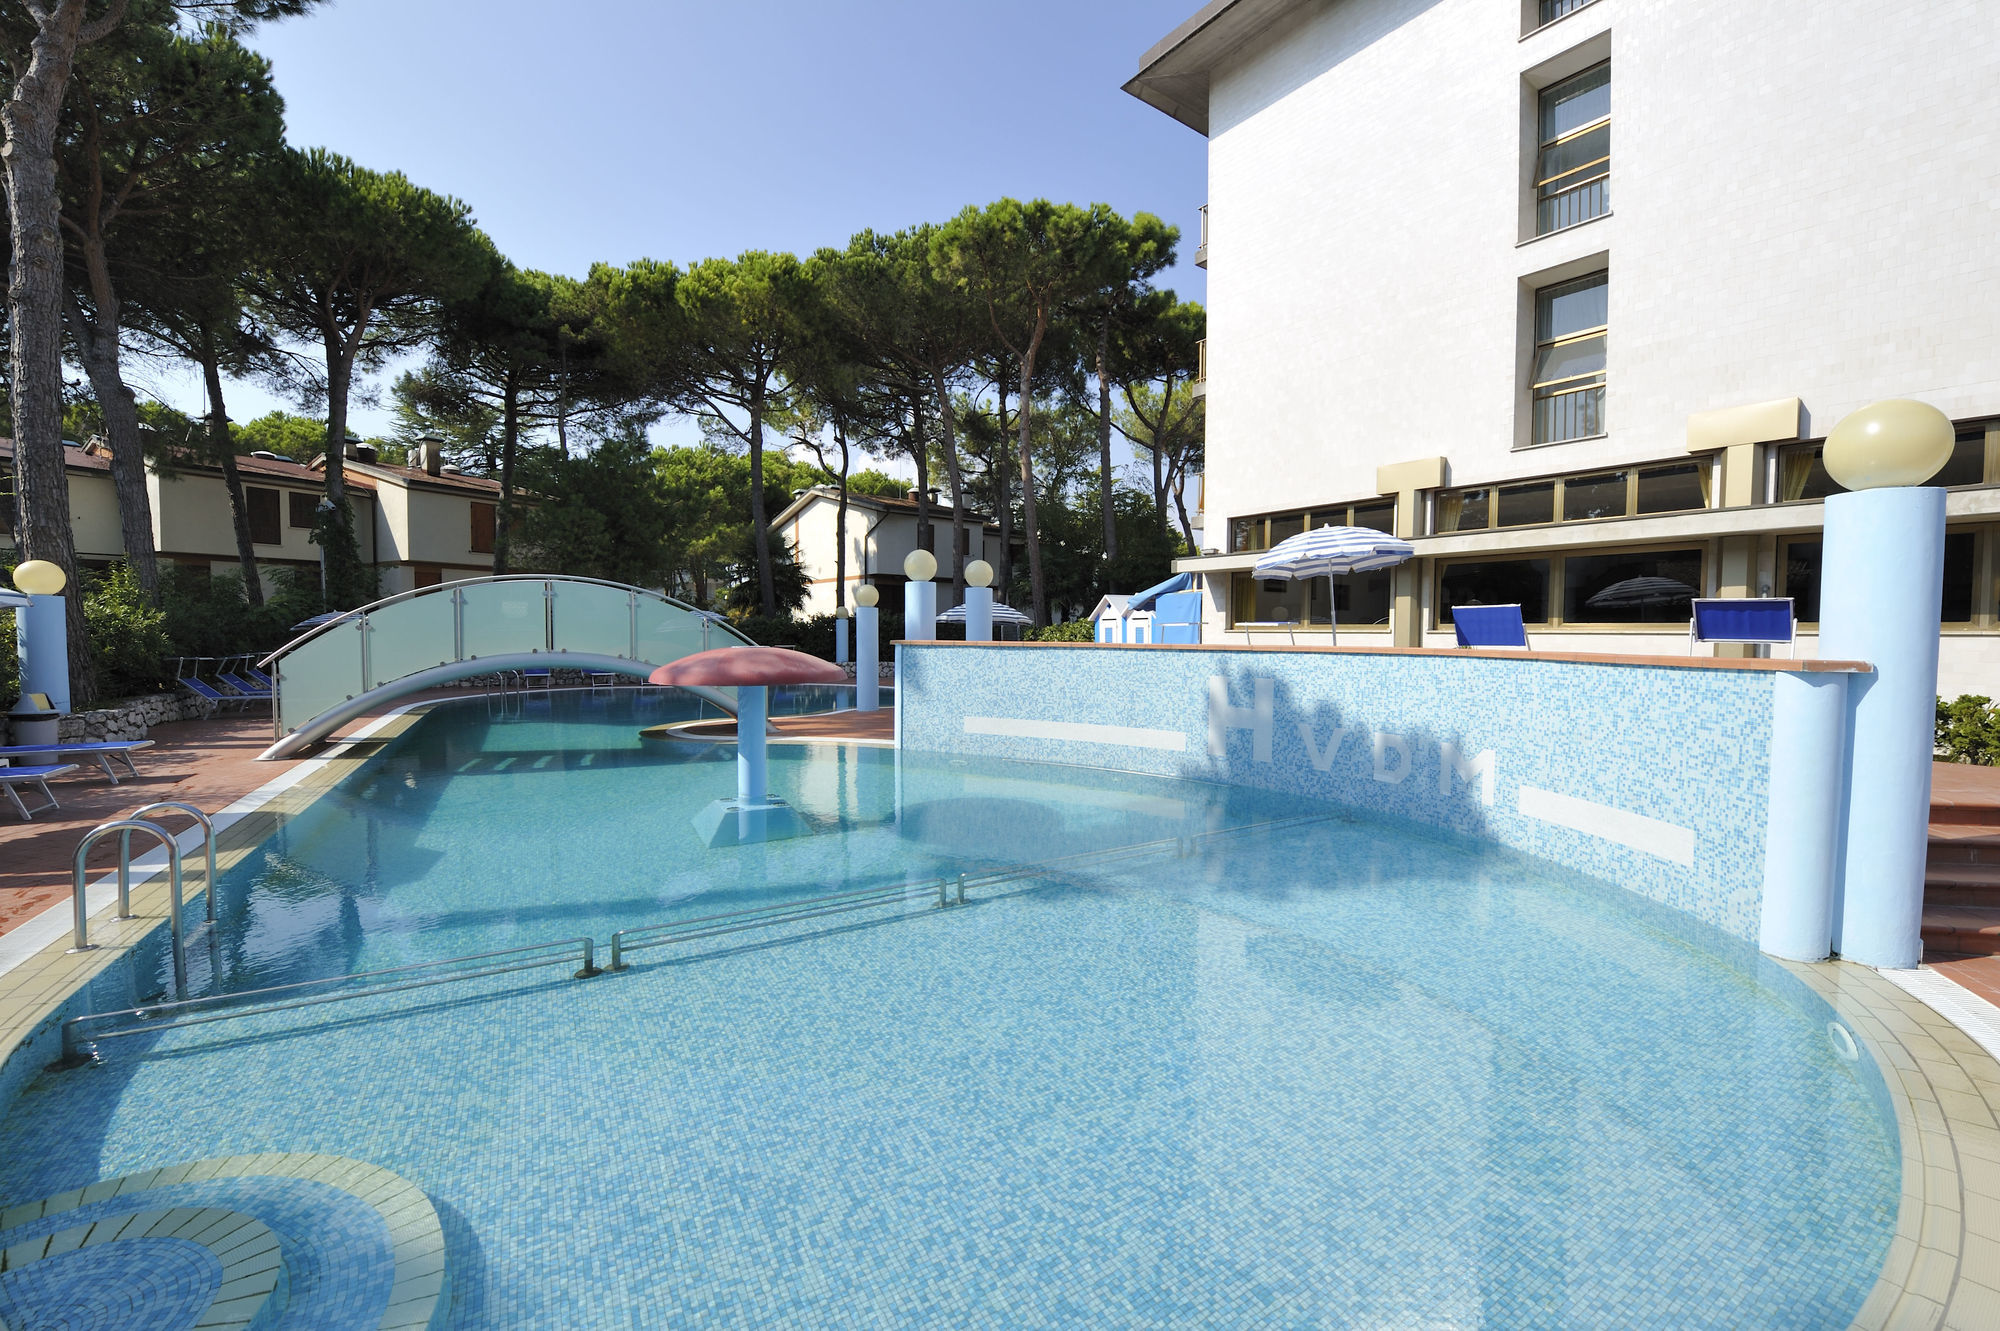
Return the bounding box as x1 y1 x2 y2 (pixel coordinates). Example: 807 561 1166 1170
1529 270 1609 446
1781 524 1996 631
1227 496 1399 554
1772 423 1997 506
1435 458 1710 535
245 485 282 546
1226 568 1396 633
1534 61 1610 235
1433 543 1710 631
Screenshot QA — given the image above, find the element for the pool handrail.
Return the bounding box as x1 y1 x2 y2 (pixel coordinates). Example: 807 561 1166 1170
71 819 188 1000
59 935 601 1068
121 802 218 928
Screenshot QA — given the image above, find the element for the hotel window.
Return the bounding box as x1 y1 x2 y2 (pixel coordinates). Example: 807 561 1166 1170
1775 428 1992 503
1780 531 1982 625
1229 570 1392 630
1537 0 1598 26
246 486 281 546
1530 271 1607 445
1438 558 1552 625
1227 498 1397 553
1437 460 1705 533
1536 63 1609 234
1562 548 1702 624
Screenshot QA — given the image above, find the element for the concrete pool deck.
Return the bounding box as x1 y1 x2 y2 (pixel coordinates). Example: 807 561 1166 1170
0 693 1997 1327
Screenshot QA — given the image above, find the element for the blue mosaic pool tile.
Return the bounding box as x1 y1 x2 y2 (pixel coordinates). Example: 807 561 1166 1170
0 1236 219 1331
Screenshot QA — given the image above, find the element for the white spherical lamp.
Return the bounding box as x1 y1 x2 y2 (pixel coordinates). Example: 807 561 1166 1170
853 584 880 608
833 605 850 620
903 549 937 583
1823 399 1956 490
964 560 994 589
12 559 67 596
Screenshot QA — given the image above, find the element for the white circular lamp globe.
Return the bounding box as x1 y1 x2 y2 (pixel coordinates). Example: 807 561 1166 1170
833 605 850 620
853 584 880 608
903 549 937 582
964 560 994 589
12 559 67 596
1823 399 1956 490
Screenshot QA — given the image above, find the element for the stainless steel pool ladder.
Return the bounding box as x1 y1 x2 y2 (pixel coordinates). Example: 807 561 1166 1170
60 936 601 1068
605 811 1348 971
66 804 219 1003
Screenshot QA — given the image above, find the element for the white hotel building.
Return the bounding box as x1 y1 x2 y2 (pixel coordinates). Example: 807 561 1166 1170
1127 0 2000 696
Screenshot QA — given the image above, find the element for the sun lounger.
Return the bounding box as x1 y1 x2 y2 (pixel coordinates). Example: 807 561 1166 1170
243 666 275 688
1691 597 1795 658
0 762 79 820
178 676 250 715
0 739 154 784
1452 604 1530 649
217 672 273 700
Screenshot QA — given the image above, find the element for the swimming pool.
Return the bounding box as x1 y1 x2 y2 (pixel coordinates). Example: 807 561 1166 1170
0 691 1899 1328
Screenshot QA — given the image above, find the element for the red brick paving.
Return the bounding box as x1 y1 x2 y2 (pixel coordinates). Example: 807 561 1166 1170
0 713 299 936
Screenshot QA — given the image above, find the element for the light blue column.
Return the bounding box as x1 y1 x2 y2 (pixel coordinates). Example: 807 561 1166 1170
18 594 71 712
1759 671 1850 961
856 606 879 712
834 616 849 666
1821 486 1945 968
963 586 994 642
904 580 936 643
737 683 768 805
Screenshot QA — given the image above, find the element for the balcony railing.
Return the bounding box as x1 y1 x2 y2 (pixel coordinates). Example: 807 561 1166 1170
1532 383 1604 445
1194 338 1207 398
1537 175 1608 233
1195 204 1208 268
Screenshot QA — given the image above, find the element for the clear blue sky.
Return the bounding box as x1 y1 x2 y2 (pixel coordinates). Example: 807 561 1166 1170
145 0 1209 456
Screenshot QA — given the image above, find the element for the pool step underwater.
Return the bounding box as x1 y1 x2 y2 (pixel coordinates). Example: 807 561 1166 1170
0 1154 447 1330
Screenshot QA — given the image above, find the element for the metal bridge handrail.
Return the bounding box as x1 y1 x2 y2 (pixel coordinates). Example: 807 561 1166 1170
607 812 1346 970
258 575 745 668
61 935 600 1067
70 819 189 1001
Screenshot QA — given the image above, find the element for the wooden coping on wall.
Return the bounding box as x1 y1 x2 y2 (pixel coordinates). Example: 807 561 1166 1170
893 640 1874 674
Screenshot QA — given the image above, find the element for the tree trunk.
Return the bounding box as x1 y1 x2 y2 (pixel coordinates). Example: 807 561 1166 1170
993 368 1013 599
1096 316 1117 565
833 422 850 609
3 0 104 703
748 379 775 616
1015 314 1050 627
64 281 159 600
493 369 521 575
321 328 350 504
930 366 970 607
201 334 263 605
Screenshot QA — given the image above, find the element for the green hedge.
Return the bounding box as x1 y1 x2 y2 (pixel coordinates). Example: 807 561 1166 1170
1025 618 1095 642
1938 695 2000 765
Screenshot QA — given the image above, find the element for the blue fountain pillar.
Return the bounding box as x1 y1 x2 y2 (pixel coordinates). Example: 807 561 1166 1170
737 683 769 805
1816 400 1955 968
834 606 850 666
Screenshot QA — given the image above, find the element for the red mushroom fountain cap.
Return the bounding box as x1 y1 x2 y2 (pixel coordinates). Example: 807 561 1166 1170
648 646 846 688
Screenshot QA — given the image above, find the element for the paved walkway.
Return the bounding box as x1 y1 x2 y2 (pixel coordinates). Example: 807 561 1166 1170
0 714 300 937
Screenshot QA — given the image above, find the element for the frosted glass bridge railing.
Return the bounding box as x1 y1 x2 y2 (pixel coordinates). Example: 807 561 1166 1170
258 576 753 756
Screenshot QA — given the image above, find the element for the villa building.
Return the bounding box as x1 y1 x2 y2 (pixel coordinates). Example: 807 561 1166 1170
0 437 511 597
1127 0 2000 695
774 485 1001 616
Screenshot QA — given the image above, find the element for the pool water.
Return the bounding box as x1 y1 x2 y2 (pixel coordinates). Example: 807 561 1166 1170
0 692 1899 1328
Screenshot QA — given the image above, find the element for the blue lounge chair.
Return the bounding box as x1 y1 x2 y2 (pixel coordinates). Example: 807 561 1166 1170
179 676 248 715
243 665 275 688
218 672 273 700
0 739 153 784
1452 604 1529 649
1691 598 1795 657
1 762 78 820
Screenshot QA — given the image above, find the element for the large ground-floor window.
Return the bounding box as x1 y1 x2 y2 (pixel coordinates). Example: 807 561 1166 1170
1229 570 1393 629
1436 546 1703 627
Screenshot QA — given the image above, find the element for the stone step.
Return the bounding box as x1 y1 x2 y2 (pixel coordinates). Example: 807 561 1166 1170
1925 861 2000 889
1928 831 2000 865
1920 906 2000 956
1926 884 2000 909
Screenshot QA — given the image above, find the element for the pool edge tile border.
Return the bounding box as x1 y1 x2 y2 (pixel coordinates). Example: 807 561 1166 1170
1779 960 2000 1331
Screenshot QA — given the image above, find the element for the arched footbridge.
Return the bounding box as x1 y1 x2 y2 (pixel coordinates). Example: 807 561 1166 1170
257 576 754 759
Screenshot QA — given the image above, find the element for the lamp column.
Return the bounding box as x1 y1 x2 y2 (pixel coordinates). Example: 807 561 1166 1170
963 559 995 641
1816 399 1954 968
834 605 850 666
903 549 937 643
10 560 70 746
855 584 880 712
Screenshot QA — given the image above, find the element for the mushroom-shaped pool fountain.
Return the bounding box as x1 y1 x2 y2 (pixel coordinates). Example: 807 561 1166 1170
649 646 847 846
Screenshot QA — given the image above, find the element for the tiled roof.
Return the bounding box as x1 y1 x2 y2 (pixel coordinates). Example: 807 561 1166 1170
0 439 378 491
780 484 999 527
347 459 503 496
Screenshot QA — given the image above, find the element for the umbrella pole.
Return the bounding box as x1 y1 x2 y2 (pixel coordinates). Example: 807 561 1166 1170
1328 575 1338 647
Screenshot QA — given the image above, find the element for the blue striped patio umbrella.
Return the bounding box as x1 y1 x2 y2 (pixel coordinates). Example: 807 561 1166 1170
1252 525 1416 643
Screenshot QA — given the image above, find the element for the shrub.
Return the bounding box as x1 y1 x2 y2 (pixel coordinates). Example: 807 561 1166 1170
1025 618 1095 643
1937 695 2000 766
84 563 172 699
727 610 906 661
